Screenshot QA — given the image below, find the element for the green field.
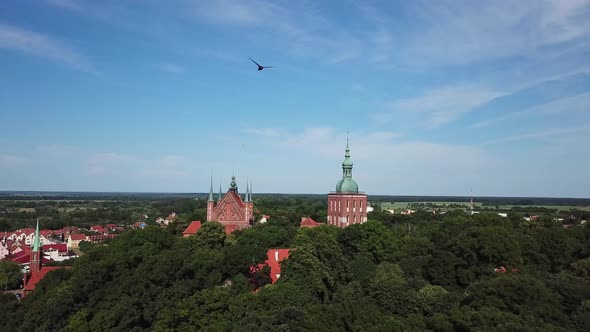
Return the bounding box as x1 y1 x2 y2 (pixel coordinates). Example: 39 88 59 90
377 201 590 212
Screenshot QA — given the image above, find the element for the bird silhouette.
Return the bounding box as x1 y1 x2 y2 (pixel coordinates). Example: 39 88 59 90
249 57 273 71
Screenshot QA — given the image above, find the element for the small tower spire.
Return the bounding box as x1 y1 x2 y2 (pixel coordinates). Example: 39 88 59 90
342 134 353 178
208 176 214 202
244 178 250 202
219 180 222 201
32 218 41 252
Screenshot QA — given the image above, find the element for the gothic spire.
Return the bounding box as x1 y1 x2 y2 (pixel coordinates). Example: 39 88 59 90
208 176 214 202
32 218 41 252
218 180 222 201
244 178 250 202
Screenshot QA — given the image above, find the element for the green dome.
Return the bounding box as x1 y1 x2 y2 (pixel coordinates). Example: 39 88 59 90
342 158 353 167
336 178 359 193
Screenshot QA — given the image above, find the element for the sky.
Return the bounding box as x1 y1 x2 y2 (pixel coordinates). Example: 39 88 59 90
1 0 589 197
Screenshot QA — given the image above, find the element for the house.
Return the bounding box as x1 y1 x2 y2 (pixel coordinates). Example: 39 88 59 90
87 234 117 244
498 213 508 218
300 217 320 228
42 243 71 261
67 233 87 249
165 212 177 225
251 249 293 284
182 221 202 238
400 209 416 215
90 225 107 234
258 215 270 224
0 243 9 260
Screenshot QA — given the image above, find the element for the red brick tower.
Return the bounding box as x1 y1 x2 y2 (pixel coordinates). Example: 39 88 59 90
29 219 42 274
327 137 368 228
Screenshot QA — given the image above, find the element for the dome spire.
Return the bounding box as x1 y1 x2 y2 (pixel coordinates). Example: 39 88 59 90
335 134 359 193
229 175 238 192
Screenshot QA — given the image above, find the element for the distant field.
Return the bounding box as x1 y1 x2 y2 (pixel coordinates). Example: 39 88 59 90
377 201 590 212
16 207 91 212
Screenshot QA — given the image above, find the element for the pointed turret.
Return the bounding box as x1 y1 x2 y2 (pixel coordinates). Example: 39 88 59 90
32 218 41 252
208 176 215 202
244 179 250 202
29 218 42 274
218 180 222 201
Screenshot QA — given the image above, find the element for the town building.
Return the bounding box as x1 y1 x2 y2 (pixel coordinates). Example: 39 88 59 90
300 217 320 228
327 138 368 228
206 176 254 234
22 220 67 297
182 221 202 237
67 233 87 250
250 248 292 284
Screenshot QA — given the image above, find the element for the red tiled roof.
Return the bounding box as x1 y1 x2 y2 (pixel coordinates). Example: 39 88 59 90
90 225 106 233
24 267 66 292
224 224 239 235
227 191 246 208
251 249 293 284
18 228 35 235
182 221 202 236
7 251 51 264
39 230 54 237
42 243 67 253
300 217 320 228
106 223 117 228
69 234 87 241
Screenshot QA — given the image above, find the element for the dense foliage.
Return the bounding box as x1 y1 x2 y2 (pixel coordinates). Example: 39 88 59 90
1 198 589 331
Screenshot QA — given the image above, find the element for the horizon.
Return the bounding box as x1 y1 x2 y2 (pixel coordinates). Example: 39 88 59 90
1 190 589 200
1 1 590 197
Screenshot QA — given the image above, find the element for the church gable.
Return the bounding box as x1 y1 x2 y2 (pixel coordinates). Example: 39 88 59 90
213 192 245 222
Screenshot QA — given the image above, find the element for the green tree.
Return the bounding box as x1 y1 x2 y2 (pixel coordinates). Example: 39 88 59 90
0 261 21 290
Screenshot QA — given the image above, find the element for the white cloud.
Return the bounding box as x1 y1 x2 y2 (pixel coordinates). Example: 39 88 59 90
482 125 590 145
384 86 503 127
471 91 590 128
0 154 29 167
243 128 281 137
34 144 81 157
0 23 95 72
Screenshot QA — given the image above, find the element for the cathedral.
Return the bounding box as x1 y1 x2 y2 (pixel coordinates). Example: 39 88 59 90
327 138 368 228
206 176 254 233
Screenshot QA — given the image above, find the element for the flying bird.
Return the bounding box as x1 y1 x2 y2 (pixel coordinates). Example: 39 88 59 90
249 57 273 71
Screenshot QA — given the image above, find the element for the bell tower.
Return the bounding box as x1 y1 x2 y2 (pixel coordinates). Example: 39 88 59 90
29 219 42 274
327 135 368 228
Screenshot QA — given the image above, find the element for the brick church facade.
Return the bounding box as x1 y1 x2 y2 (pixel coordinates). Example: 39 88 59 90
206 176 254 233
327 138 368 228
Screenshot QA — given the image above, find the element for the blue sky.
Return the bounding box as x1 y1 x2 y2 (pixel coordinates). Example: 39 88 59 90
1 0 589 197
